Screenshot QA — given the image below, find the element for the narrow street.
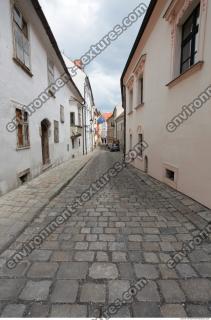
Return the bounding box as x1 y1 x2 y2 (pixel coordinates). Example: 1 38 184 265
0 149 211 317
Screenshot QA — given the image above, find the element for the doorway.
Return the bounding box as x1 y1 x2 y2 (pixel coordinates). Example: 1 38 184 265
41 119 50 165
144 156 148 173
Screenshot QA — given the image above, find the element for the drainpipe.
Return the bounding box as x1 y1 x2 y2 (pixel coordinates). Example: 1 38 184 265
122 85 126 159
82 104 85 155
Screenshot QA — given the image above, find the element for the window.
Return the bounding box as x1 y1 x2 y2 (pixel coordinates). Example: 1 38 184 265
13 5 30 69
166 169 175 181
78 108 82 127
16 108 30 148
70 112 75 126
138 77 144 104
54 120 59 143
129 90 133 112
129 134 132 150
71 138 75 149
180 5 200 74
138 133 143 158
48 59 55 85
60 105 64 123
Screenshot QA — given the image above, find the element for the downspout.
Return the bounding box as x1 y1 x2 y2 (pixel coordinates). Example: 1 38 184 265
82 105 85 155
122 84 126 160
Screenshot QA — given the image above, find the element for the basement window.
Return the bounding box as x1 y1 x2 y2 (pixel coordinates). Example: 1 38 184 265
18 169 30 185
166 169 175 181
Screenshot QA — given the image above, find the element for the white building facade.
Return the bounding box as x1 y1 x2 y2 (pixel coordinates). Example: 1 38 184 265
122 0 211 209
0 0 88 195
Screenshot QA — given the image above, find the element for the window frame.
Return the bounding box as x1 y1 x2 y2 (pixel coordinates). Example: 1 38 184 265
70 112 75 127
60 105 65 124
12 5 31 71
54 120 59 143
16 108 30 149
180 4 200 74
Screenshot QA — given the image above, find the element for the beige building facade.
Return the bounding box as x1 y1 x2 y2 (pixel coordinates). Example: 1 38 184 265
121 0 211 208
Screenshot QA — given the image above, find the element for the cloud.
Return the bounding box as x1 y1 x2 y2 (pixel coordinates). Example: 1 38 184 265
39 0 150 112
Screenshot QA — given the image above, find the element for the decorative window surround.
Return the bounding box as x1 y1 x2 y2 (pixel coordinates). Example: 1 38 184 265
133 54 147 78
126 75 135 91
164 0 208 82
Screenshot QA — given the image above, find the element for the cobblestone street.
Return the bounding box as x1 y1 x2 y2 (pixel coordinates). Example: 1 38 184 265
0 149 211 317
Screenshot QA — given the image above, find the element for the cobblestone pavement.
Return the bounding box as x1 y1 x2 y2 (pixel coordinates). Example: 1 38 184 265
0 149 211 317
0 151 95 253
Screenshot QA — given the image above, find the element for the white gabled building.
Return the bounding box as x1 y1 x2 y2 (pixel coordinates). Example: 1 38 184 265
0 0 89 195
62 56 96 155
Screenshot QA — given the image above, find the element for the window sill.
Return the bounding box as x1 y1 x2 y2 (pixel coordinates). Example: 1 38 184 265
13 57 33 77
16 146 30 151
166 61 204 88
135 103 144 110
127 111 133 116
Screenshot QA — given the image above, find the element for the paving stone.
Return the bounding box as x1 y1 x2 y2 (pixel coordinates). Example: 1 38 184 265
80 283 106 303
161 304 187 317
0 279 25 300
175 263 197 278
28 303 49 317
27 262 58 278
158 280 185 303
112 306 131 317
75 242 89 250
105 228 119 234
128 251 143 262
144 234 160 242
29 250 52 261
112 252 127 262
74 251 95 262
51 280 78 303
19 280 52 301
115 222 125 228
136 280 160 302
89 263 118 279
189 250 211 262
81 228 90 234
128 235 142 242
0 260 30 278
180 279 211 302
99 234 115 241
118 263 135 279
128 242 141 250
51 251 73 261
160 242 175 252
186 304 211 317
86 234 97 241
92 227 103 234
108 280 130 303
134 263 159 279
132 302 161 317
89 242 107 250
1 304 26 317
159 264 178 279
193 262 211 277
96 251 109 261
142 242 160 252
109 242 126 251
144 252 159 263
50 304 87 317
57 262 88 279
143 228 160 234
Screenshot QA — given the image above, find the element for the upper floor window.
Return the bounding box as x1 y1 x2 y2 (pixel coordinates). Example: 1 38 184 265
13 6 30 70
16 108 30 148
70 112 75 126
138 77 144 105
129 89 133 113
60 105 64 123
78 108 82 127
54 120 59 143
138 133 143 158
180 5 200 74
48 59 55 85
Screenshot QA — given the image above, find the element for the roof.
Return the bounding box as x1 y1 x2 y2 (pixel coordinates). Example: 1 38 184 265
102 113 113 121
31 0 83 102
120 0 157 88
115 111 124 121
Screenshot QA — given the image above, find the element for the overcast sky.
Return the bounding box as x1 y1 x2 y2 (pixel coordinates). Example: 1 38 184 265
39 0 149 112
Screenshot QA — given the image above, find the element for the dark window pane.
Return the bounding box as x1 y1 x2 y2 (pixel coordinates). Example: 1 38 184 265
182 40 191 62
182 16 193 40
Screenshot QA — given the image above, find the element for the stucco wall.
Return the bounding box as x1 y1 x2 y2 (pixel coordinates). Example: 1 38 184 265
0 0 83 195
124 0 211 208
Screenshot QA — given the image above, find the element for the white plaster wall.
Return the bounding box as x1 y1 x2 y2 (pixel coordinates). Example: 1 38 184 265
0 0 83 195
125 0 211 208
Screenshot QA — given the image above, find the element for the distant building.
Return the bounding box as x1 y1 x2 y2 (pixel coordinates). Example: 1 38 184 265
98 113 112 144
